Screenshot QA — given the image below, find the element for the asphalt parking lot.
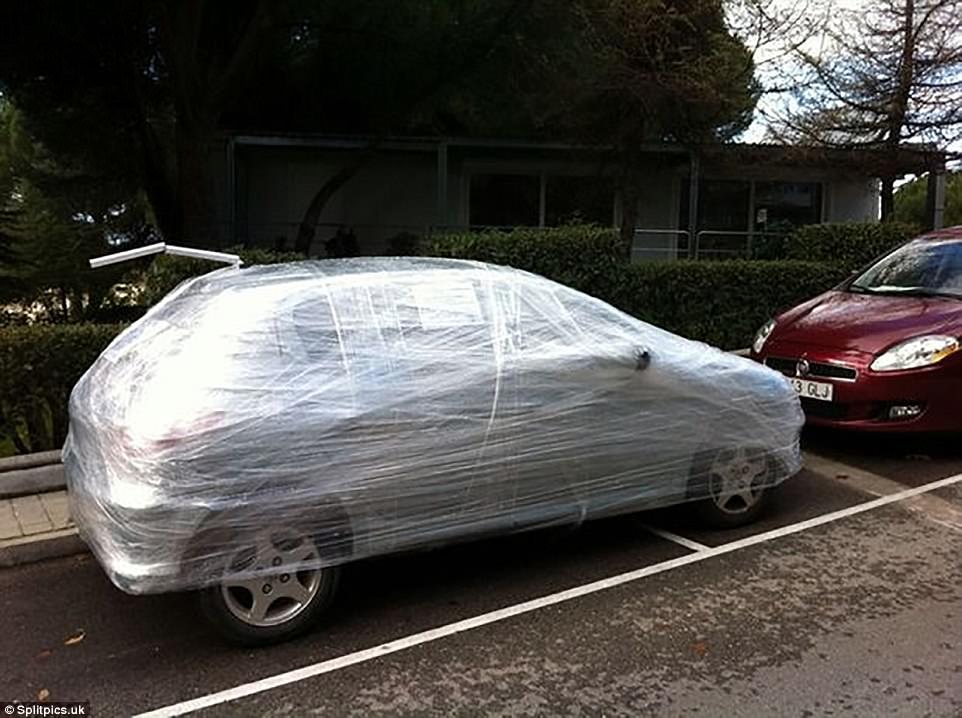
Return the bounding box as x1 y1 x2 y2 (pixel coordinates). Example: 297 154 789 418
1 435 961 717
803 427 962 488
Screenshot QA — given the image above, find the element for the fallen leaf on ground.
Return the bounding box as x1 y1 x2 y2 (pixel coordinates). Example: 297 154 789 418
37 688 50 701
64 629 86 646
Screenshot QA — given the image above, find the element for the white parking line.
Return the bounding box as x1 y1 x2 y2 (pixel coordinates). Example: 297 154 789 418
642 524 710 552
135 472 962 718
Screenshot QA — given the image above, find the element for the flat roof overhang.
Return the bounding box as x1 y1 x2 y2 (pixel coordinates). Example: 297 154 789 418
225 132 944 175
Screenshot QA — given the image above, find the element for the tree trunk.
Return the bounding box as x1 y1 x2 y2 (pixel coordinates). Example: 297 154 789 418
137 123 179 243
880 0 914 224
117 25 179 244
58 285 68 322
880 176 895 221
618 147 642 260
174 121 219 247
619 183 639 260
294 145 380 255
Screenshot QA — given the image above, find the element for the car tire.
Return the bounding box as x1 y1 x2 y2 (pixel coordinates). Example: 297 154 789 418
198 524 342 647
689 448 775 529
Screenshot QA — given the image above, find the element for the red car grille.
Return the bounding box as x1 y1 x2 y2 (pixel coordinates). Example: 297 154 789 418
764 356 858 381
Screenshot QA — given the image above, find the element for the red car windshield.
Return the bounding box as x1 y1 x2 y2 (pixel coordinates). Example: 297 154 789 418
849 238 962 299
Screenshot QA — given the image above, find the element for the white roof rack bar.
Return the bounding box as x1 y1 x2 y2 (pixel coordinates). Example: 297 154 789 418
163 245 242 267
89 243 242 269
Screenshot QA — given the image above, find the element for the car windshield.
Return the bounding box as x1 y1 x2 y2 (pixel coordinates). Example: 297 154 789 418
849 239 962 299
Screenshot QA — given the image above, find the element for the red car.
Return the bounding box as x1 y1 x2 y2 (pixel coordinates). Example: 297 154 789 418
751 226 962 432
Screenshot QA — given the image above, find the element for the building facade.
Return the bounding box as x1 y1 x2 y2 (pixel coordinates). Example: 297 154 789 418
208 134 943 258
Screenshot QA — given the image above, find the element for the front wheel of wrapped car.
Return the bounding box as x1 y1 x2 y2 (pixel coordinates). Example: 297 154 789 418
690 448 774 529
198 526 341 647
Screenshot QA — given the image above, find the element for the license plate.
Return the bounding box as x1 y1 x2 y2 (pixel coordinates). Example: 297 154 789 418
790 378 833 402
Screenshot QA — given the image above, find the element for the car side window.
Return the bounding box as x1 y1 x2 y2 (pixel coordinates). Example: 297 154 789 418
291 296 340 360
291 277 499 417
484 281 584 359
293 284 405 384
393 277 499 415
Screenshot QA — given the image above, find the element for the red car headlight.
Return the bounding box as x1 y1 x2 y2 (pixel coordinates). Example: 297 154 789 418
870 335 960 371
752 318 776 354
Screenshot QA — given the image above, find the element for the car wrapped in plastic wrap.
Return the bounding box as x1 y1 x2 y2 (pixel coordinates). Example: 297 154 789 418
64 257 804 643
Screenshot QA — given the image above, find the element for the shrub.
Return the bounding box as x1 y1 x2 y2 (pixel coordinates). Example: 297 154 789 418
419 226 848 349
748 219 796 260
0 323 124 455
894 171 962 227
599 261 848 349
140 247 304 306
386 231 421 256
424 225 624 281
0 248 304 456
782 222 919 269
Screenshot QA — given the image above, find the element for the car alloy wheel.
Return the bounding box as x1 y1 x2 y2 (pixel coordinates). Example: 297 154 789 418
690 447 775 529
198 523 341 646
707 448 769 515
219 528 324 627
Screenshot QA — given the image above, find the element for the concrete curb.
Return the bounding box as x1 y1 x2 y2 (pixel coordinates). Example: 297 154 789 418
0 451 65 500
0 462 66 500
0 527 87 568
0 449 61 472
0 463 66 500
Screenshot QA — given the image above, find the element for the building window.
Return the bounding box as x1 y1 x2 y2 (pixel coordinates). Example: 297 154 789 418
469 173 615 229
545 176 615 226
469 174 540 227
679 179 823 232
753 181 822 229
679 179 751 232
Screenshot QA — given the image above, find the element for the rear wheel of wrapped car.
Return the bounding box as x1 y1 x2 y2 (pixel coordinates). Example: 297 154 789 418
690 448 774 529
198 525 341 646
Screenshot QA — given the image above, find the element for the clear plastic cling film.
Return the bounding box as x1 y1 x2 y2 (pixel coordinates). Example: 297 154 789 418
63 258 803 593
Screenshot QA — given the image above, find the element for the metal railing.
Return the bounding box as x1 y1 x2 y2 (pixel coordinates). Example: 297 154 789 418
693 230 789 260
631 229 691 262
632 229 790 261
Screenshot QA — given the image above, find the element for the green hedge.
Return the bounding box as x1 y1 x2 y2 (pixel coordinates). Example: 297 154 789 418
0 248 304 456
424 225 624 280
600 260 847 349
140 247 304 306
0 323 124 455
779 221 918 269
424 226 848 349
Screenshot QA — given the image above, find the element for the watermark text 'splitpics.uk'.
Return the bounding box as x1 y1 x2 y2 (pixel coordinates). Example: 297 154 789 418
2 703 89 717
